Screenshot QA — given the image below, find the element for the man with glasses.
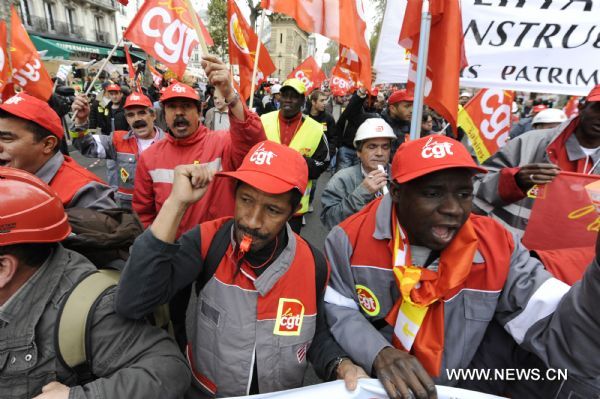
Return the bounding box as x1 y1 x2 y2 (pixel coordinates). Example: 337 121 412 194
70 92 165 209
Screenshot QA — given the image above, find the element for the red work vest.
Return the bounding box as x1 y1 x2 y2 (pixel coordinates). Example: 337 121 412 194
49 156 106 207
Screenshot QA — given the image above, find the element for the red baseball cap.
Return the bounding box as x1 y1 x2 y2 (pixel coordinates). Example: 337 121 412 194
388 89 414 105
0 93 64 140
586 84 600 102
392 136 487 183
216 141 308 194
160 82 200 103
106 83 121 92
124 92 152 109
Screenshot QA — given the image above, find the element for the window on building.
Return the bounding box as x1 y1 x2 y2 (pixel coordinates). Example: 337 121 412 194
95 15 104 33
18 0 32 26
66 8 76 34
44 2 55 31
280 33 283 44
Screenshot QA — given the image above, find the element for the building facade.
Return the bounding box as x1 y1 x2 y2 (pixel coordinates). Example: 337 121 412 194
2 0 122 60
268 14 308 81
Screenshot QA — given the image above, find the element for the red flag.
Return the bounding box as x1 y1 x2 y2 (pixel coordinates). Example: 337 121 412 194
337 45 361 86
399 0 467 130
262 0 372 89
287 56 326 94
148 64 163 88
563 96 580 118
0 20 11 96
457 89 513 163
523 172 599 251
9 6 53 101
329 64 355 97
228 0 275 100
124 0 205 79
124 44 136 80
198 14 214 47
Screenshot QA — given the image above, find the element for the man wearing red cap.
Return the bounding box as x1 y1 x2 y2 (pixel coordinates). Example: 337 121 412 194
382 89 413 154
134 55 265 238
116 140 368 397
0 167 190 399
475 84 600 237
0 92 116 210
70 92 166 209
324 135 600 399
133 56 265 350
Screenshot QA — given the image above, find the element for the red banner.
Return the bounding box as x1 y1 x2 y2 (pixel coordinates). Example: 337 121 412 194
457 89 513 163
523 172 600 251
262 0 372 89
9 6 53 101
287 56 326 94
228 0 275 100
148 64 163 88
124 0 206 79
399 0 467 130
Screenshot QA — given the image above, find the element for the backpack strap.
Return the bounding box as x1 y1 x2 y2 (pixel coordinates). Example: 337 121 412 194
195 219 235 295
307 242 328 296
55 269 120 383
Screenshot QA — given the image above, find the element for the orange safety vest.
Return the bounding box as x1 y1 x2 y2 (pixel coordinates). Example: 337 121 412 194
49 156 106 207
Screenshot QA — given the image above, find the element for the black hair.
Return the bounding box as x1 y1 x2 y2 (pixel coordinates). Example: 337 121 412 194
0 242 56 268
0 109 60 153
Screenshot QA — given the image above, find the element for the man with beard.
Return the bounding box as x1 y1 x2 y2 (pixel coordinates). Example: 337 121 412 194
260 78 329 233
71 92 165 209
116 141 368 397
381 89 413 155
133 55 265 350
320 118 396 229
324 135 600 399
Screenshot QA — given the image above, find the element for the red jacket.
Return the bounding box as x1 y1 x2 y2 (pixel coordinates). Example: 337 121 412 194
133 108 266 238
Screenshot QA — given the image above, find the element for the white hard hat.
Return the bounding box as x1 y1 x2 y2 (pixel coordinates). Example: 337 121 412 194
532 108 568 126
459 91 472 98
271 84 282 94
353 118 397 148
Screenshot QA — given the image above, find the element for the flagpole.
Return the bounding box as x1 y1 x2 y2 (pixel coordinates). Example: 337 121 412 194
69 37 123 124
184 0 209 55
249 10 266 109
409 0 432 141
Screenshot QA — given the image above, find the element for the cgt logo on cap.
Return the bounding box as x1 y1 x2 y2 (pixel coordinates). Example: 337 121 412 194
131 94 140 100
421 136 454 159
172 84 186 93
5 95 24 105
249 143 277 165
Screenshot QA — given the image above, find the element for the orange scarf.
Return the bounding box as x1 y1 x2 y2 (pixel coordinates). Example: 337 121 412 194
384 207 478 376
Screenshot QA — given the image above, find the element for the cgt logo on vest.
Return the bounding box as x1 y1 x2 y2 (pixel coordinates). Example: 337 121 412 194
356 285 380 317
273 298 304 336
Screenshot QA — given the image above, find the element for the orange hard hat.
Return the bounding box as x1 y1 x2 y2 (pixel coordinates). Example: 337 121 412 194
0 167 71 246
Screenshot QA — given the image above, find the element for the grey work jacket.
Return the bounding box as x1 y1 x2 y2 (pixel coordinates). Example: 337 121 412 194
0 245 190 399
320 164 382 230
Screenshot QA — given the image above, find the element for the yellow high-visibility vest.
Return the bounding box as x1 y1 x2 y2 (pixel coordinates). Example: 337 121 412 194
260 111 324 215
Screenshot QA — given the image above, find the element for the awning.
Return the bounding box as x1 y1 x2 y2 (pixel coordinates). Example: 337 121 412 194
30 35 146 61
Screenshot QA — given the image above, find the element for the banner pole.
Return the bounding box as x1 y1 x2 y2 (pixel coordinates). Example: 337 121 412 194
249 10 266 109
83 37 123 97
409 0 431 141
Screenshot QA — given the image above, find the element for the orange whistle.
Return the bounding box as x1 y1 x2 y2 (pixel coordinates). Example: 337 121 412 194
240 235 253 253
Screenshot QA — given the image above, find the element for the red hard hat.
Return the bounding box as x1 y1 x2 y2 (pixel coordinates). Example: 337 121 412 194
0 167 71 246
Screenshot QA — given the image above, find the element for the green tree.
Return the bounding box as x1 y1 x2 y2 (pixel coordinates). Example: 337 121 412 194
207 0 228 58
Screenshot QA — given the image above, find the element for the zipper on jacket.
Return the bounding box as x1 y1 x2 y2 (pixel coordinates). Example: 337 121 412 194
246 345 257 395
